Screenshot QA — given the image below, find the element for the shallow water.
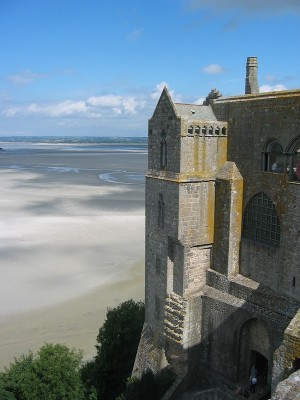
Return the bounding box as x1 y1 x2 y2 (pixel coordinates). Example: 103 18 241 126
0 141 147 317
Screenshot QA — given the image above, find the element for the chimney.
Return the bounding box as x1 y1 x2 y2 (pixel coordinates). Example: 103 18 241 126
245 57 259 94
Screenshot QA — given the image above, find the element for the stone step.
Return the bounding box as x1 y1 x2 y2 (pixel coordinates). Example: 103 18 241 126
164 312 184 328
164 319 184 335
165 305 185 319
166 293 185 305
165 300 184 312
164 329 182 343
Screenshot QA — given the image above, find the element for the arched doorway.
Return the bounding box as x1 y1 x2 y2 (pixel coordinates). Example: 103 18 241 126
238 319 271 383
250 350 268 383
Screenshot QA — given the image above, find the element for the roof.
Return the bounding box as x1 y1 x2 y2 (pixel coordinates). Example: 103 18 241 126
174 103 218 122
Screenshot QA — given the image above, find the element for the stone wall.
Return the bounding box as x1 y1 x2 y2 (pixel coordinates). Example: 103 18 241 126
213 91 300 299
271 370 300 400
135 85 300 400
272 309 300 392
180 135 227 179
213 161 243 278
148 88 181 176
178 181 215 247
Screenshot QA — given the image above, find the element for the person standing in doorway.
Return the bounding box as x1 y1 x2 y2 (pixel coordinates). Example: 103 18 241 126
250 376 257 393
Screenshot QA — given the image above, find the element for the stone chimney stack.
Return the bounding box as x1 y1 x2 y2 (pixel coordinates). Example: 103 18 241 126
245 57 259 94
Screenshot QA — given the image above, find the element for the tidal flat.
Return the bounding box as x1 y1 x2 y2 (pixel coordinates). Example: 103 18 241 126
0 140 147 370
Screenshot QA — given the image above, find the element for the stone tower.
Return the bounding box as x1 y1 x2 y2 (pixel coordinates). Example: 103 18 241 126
134 58 300 399
133 86 236 375
245 56 259 94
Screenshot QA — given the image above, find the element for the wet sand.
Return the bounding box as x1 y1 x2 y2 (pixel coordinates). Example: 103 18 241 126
0 260 144 369
0 144 146 370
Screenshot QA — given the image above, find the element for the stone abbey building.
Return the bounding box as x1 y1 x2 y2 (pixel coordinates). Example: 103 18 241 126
133 58 300 399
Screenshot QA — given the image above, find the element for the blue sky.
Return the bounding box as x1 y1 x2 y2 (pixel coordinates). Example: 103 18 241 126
0 0 299 137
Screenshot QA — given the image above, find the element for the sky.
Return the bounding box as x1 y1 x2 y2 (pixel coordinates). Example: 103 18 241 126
0 0 299 137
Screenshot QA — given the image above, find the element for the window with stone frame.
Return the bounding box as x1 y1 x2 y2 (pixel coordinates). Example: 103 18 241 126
158 193 165 229
155 257 161 275
286 136 300 182
155 295 161 320
160 131 167 169
188 126 193 135
242 192 280 247
262 139 284 173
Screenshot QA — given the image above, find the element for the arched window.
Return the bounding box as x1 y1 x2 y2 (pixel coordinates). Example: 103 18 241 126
242 192 280 247
188 126 193 135
286 136 300 181
158 193 165 228
215 126 220 135
194 126 200 135
221 127 227 135
208 126 213 135
202 126 207 136
262 139 284 172
160 132 167 169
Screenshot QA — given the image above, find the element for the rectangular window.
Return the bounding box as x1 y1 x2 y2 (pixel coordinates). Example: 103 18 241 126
155 257 161 275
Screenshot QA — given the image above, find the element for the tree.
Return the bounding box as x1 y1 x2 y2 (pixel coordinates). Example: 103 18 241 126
82 299 144 400
0 343 86 400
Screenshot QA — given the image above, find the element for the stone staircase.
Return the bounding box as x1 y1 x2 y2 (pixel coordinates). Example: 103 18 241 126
164 292 186 344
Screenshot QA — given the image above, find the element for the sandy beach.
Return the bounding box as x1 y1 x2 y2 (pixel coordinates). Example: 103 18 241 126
0 142 146 370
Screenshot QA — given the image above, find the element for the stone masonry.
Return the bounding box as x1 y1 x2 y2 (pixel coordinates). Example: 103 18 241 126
133 57 300 399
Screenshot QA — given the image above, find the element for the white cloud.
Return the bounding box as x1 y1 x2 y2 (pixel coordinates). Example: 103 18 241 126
0 90 12 101
126 28 144 41
264 74 278 83
2 94 145 119
3 101 90 118
194 97 205 105
7 71 46 86
185 0 300 15
87 95 142 114
150 82 168 100
87 95 122 108
150 82 182 103
202 64 226 74
122 97 139 113
263 74 294 85
260 84 287 92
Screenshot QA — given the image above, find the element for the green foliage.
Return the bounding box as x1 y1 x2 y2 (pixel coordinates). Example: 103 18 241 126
82 299 144 400
0 299 145 400
0 343 86 400
118 376 141 400
118 368 176 400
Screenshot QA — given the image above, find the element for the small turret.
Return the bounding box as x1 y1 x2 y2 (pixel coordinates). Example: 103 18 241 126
203 88 222 105
245 57 259 94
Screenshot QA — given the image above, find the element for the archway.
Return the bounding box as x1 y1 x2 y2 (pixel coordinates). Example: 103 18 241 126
250 350 268 383
238 319 271 383
262 139 284 172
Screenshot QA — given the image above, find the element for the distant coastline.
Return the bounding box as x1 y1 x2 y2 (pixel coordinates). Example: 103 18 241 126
0 136 148 145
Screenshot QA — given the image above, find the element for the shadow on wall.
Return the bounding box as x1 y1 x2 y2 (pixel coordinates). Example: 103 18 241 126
162 271 300 399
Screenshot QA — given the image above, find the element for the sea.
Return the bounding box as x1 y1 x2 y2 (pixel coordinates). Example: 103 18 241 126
0 136 148 185
0 135 147 317
0 136 147 369
0 135 147 145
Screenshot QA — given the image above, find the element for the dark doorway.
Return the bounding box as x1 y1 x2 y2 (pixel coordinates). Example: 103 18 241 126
250 350 268 383
238 319 270 383
293 358 300 372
